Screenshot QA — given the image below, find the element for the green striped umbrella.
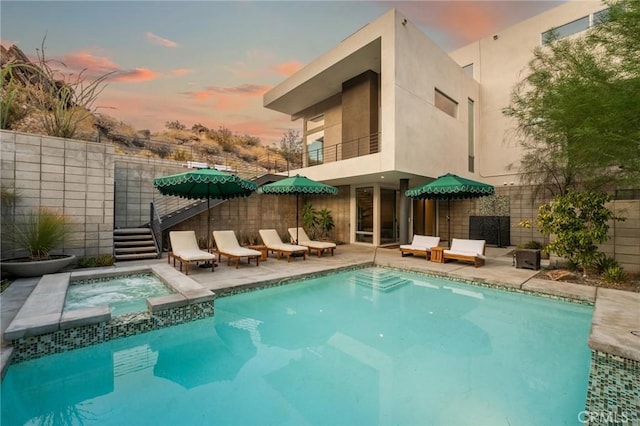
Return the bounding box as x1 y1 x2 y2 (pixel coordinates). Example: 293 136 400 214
154 168 257 251
405 173 494 242
258 175 338 243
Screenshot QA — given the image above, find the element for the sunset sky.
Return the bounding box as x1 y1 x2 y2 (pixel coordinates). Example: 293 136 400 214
1 1 565 145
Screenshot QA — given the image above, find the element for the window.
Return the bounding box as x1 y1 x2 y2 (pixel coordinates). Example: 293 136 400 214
306 114 324 132
356 187 374 243
542 16 589 44
468 99 475 172
306 132 324 165
434 89 458 118
462 64 474 77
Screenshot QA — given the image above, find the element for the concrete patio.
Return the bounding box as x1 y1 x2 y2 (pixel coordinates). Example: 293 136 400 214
2 244 639 377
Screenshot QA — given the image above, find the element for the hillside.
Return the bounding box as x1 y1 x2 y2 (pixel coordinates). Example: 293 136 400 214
1 44 296 178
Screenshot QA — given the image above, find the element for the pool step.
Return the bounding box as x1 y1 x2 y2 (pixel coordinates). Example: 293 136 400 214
113 228 159 261
350 269 411 292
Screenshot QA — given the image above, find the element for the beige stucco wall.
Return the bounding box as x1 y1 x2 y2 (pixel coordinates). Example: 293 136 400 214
449 0 606 188
1 130 114 259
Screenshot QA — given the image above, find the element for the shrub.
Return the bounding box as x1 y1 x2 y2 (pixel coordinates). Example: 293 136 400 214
173 149 192 162
97 254 115 267
5 207 72 260
518 240 543 250
593 255 619 274
77 256 98 268
601 265 628 283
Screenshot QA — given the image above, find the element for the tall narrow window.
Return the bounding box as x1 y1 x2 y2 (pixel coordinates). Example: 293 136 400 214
434 89 458 118
305 115 325 166
356 187 374 243
468 98 475 172
462 64 474 77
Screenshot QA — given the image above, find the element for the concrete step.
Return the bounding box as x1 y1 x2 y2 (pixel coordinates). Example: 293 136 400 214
114 253 159 261
114 246 157 254
114 228 152 235
114 240 155 247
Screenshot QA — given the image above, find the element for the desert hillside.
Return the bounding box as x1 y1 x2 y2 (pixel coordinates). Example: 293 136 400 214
1 44 298 178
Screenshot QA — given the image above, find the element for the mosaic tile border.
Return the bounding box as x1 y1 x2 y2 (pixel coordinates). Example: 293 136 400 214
585 351 639 425
9 300 214 363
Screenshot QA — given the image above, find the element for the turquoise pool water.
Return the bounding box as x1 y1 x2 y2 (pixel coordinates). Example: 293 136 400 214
2 267 593 425
64 273 172 316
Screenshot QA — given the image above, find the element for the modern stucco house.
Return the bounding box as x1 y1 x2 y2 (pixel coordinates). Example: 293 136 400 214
263 1 615 247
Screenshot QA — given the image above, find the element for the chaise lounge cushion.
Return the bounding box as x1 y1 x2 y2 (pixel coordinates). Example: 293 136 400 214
259 229 308 261
443 238 486 267
169 230 216 274
212 230 261 267
400 235 441 257
288 227 336 257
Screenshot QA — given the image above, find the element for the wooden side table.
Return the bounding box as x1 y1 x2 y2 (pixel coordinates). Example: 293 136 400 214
248 245 268 261
430 246 444 263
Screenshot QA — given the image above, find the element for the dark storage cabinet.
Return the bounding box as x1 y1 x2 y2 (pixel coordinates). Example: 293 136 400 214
515 249 541 270
469 216 510 247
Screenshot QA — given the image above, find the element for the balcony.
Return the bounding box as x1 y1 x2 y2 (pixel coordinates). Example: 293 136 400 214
305 132 380 167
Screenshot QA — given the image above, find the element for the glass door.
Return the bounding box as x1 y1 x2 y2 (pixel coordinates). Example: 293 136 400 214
356 187 373 243
380 188 397 245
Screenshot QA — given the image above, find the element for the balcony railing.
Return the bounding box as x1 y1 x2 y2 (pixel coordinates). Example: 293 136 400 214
305 132 380 167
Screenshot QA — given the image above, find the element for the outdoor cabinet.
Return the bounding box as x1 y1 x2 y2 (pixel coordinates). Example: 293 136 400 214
515 249 541 270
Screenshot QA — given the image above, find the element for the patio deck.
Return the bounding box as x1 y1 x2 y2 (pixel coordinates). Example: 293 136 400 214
2 244 638 376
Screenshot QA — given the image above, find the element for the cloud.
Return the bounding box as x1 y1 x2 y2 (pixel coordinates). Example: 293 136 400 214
171 68 192 76
111 68 158 83
61 51 119 75
184 84 270 104
271 60 304 77
145 32 179 48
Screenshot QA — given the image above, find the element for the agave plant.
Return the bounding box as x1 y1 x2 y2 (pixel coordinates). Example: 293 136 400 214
6 207 72 261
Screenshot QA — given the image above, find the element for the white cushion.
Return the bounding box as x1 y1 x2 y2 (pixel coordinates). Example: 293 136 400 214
400 235 440 250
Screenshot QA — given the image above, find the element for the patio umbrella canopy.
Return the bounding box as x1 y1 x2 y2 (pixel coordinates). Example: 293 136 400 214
258 174 338 243
153 168 257 255
405 173 494 243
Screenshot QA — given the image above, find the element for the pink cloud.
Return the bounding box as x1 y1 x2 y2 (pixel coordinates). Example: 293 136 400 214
171 68 192 76
60 51 119 75
271 60 304 77
145 32 178 48
111 68 158 82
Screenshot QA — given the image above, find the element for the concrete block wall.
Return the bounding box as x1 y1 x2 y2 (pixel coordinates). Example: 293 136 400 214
113 157 187 228
1 130 114 259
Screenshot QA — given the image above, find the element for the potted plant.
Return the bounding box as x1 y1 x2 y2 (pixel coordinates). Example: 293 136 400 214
1 207 77 277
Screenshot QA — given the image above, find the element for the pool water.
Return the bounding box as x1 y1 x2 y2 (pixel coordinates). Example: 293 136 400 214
2 267 593 425
64 273 172 316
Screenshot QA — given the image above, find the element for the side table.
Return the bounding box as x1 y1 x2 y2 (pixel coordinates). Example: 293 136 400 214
430 246 444 263
248 245 269 261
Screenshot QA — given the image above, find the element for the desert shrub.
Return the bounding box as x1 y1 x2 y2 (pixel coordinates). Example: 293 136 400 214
601 265 628 283
96 254 115 267
593 255 619 274
149 144 171 159
76 256 98 268
173 149 192 162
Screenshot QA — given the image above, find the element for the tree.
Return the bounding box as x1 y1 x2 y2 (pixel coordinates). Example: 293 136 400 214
279 129 303 168
537 190 622 276
503 0 640 196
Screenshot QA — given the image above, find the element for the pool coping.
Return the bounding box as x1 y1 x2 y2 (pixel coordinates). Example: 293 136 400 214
3 264 214 341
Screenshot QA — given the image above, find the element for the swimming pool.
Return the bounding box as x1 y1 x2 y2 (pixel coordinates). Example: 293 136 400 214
65 273 173 316
1 267 593 425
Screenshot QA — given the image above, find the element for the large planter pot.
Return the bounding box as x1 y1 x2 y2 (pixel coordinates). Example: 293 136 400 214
1 255 77 278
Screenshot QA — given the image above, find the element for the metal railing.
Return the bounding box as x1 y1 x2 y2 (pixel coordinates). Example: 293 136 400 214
305 132 380 167
149 202 163 257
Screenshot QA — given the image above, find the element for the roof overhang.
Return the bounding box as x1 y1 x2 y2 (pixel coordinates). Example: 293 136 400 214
264 38 381 116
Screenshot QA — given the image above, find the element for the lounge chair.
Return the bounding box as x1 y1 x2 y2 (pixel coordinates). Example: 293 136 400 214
212 230 261 268
258 229 307 262
168 230 216 275
288 227 336 257
399 235 441 259
443 238 486 267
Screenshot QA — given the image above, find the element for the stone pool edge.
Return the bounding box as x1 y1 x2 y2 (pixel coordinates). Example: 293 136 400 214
2 264 215 366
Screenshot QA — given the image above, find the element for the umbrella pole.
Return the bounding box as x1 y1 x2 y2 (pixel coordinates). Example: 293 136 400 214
447 199 451 247
295 194 299 244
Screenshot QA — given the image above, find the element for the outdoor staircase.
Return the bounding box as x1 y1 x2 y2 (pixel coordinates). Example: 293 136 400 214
113 228 159 261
